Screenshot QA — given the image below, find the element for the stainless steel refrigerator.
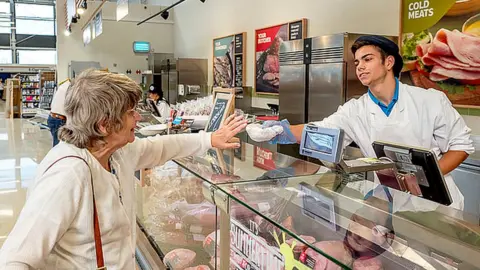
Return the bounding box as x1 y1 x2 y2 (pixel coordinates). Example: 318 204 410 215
279 33 398 124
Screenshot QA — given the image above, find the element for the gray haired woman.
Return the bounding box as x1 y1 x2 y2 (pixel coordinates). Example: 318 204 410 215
0 69 247 269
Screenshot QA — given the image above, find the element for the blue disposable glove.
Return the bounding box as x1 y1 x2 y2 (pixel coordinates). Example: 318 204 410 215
262 119 297 145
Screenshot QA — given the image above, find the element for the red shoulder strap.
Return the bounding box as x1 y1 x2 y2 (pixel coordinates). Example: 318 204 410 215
44 155 105 269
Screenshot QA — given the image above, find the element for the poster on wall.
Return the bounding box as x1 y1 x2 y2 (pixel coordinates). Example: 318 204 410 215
400 0 480 108
213 32 246 88
94 11 103 38
255 19 307 95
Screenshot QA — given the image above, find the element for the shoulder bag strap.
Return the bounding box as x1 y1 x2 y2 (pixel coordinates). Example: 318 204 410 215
44 155 106 269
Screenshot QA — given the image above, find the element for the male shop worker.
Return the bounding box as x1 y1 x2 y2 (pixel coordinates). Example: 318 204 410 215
257 35 474 211
47 79 70 147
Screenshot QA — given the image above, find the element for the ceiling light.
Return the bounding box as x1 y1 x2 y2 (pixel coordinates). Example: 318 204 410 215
160 11 169 20
77 8 84 15
71 16 78 24
0 190 16 195
0 209 13 216
200 0 205 2
81 1 87 9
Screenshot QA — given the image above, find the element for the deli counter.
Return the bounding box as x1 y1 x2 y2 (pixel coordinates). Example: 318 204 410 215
135 142 480 270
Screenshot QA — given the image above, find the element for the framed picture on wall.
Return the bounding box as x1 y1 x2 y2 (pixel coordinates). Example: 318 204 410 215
254 19 308 95
399 0 480 108
213 32 247 88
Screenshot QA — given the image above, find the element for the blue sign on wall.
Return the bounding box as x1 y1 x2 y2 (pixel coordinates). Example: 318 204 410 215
133 41 151 53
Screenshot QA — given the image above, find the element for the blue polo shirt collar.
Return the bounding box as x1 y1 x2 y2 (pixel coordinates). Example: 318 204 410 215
368 78 399 117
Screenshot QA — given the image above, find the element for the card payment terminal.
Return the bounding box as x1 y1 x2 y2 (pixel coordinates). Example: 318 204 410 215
299 125 344 163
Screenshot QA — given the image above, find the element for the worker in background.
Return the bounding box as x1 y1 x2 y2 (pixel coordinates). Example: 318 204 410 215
148 84 170 121
255 35 474 211
47 79 70 147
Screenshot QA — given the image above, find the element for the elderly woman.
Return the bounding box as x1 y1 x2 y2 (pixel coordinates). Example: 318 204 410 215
0 70 247 269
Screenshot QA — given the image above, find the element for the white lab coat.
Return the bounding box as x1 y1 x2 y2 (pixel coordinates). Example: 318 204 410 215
156 99 170 122
0 132 212 269
50 81 70 116
312 82 475 212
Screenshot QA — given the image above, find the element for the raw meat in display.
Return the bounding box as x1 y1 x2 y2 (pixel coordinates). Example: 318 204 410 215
304 241 354 270
353 257 384 270
185 266 211 270
163 248 196 269
286 235 316 254
153 231 206 247
182 205 217 228
203 230 220 256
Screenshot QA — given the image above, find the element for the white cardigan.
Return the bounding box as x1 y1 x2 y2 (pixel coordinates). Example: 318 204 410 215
0 132 212 269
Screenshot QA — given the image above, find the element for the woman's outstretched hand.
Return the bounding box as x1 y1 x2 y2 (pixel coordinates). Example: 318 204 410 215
211 114 248 149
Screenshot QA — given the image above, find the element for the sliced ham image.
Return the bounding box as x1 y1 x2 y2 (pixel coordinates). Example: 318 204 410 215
353 256 384 270
430 66 480 81
442 29 480 67
303 241 354 270
415 29 480 83
163 248 197 269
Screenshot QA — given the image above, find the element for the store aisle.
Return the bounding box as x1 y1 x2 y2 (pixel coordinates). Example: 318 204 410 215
0 113 52 247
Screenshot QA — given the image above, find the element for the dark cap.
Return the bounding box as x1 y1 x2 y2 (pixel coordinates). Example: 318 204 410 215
351 35 403 78
147 84 161 95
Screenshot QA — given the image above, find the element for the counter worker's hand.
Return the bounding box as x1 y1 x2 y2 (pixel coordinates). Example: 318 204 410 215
262 119 297 144
211 114 248 149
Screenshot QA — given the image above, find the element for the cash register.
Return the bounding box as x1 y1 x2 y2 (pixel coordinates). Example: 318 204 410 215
299 125 452 205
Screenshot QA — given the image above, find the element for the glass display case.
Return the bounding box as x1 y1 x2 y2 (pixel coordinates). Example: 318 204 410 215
135 142 480 270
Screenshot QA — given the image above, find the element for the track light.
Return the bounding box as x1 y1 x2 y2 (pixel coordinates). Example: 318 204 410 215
64 26 71 36
78 1 87 15
200 0 205 2
160 11 169 20
71 16 78 23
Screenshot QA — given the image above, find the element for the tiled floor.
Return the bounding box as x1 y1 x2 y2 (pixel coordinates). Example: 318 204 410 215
0 100 52 247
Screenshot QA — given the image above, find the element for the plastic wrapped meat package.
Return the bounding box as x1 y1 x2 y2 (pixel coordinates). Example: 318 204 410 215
163 248 197 269
142 161 218 250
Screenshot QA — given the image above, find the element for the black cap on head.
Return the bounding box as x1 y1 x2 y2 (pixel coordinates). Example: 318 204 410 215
351 35 403 78
148 84 162 95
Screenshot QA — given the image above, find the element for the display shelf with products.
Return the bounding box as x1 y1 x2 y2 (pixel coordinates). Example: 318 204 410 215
39 71 56 110
135 140 480 270
19 73 41 117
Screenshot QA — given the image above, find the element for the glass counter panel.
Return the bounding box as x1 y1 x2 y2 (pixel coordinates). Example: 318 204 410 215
174 142 321 185
136 161 220 269
219 173 480 270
